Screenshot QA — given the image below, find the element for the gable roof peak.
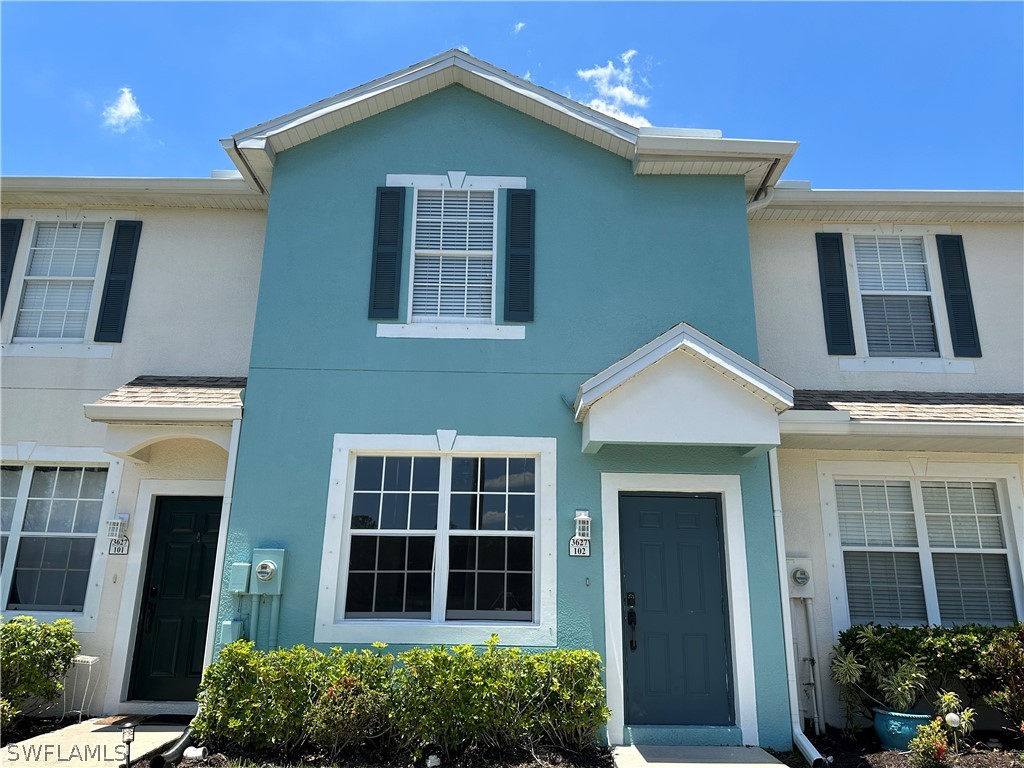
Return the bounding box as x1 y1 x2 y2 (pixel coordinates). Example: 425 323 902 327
222 50 798 198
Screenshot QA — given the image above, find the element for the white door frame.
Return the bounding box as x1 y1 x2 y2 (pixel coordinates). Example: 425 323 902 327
601 473 759 745
103 479 224 715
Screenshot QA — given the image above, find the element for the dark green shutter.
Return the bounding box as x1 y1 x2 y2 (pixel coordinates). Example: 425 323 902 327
504 189 535 322
1 218 24 314
936 234 981 357
368 187 406 320
94 220 143 342
816 232 856 355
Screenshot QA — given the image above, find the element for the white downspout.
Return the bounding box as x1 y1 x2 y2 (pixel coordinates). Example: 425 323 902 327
769 448 829 767
746 184 776 214
202 416 243 667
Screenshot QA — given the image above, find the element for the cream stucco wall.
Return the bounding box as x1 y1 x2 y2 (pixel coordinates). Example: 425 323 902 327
749 221 1024 392
777 447 1024 727
0 205 261 713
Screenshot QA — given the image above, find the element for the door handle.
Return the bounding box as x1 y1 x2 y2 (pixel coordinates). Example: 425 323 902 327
626 591 637 652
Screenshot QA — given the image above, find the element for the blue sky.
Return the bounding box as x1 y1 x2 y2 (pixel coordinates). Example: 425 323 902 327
2 2 1021 189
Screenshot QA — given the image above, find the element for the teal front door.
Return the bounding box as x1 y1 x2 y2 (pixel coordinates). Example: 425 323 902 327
130 496 221 701
619 493 734 726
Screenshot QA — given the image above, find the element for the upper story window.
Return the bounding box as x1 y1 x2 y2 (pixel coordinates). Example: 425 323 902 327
815 230 982 367
1 215 143 353
410 189 496 323
13 222 105 341
853 235 937 357
369 175 534 340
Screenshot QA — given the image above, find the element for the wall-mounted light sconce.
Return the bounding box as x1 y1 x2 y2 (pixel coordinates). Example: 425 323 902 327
574 510 591 541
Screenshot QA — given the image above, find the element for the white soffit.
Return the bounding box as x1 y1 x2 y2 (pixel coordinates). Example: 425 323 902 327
749 187 1024 223
224 49 798 198
1 176 267 211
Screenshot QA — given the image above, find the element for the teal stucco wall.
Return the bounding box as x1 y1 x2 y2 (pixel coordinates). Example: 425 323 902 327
222 85 789 748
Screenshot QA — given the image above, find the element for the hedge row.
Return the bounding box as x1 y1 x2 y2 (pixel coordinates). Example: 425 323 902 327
193 637 610 759
834 623 1024 729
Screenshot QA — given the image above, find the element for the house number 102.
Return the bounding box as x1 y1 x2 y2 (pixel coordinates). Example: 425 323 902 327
568 537 590 557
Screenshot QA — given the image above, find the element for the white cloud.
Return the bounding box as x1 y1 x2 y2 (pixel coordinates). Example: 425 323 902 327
576 49 651 127
102 87 147 133
522 70 532 82
457 45 470 54
513 21 526 34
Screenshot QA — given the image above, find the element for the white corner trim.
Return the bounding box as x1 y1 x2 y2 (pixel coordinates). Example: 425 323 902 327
376 323 526 340
314 433 557 647
838 358 976 374
385 173 527 190
104 478 225 714
1 343 114 359
600 473 758 746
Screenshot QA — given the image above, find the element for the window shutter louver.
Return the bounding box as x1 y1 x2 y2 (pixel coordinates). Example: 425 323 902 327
0 219 24 313
815 233 856 355
368 187 406 320
504 189 535 322
94 220 142 342
935 234 981 358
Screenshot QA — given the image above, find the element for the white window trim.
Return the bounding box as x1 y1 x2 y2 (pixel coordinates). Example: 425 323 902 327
825 225 974 372
0 451 124 634
600 472 758 746
375 172 528 342
315 432 557 646
817 459 1024 637
1 210 135 349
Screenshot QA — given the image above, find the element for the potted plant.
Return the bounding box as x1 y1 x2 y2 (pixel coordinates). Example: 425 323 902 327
831 625 930 750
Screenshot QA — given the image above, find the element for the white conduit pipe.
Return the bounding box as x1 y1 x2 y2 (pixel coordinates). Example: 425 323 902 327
803 596 827 735
769 449 829 768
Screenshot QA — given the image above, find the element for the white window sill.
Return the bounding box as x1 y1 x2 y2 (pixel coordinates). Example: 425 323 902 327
376 323 526 340
2 343 113 359
314 619 555 646
838 357 975 374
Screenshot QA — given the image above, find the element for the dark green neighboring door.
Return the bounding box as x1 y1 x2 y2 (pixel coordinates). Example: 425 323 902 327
130 496 221 701
619 493 733 726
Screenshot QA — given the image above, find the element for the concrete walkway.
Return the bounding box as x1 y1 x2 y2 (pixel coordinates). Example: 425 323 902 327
3 715 185 767
614 745 784 768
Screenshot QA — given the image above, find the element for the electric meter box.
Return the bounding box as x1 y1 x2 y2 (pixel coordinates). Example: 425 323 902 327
249 548 286 595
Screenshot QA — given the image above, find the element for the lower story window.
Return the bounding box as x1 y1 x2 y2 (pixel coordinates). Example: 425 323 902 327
342 454 537 623
836 477 1018 627
1 465 107 612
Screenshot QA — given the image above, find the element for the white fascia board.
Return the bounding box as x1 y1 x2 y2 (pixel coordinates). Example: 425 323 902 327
1 175 260 197
574 322 794 421
83 403 242 424
770 187 1024 208
779 418 1024 440
635 135 800 160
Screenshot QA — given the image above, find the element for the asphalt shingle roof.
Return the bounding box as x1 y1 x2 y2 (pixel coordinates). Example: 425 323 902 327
792 390 1024 424
94 376 247 408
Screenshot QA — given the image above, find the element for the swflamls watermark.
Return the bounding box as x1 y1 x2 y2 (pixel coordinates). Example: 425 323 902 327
4 742 127 762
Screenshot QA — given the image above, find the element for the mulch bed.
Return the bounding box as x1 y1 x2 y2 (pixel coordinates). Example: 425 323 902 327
771 729 1023 768
180 745 615 768
0 715 82 747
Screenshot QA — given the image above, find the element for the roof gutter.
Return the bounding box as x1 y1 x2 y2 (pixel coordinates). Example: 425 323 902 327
219 138 267 195
84 403 243 424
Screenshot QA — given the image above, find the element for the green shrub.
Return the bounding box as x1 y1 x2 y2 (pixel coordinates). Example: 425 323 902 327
196 637 610 759
983 625 1024 734
193 641 333 753
0 616 80 724
305 676 388 757
908 718 948 768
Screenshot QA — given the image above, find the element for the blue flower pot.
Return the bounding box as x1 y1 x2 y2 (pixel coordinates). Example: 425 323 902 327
872 707 932 751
